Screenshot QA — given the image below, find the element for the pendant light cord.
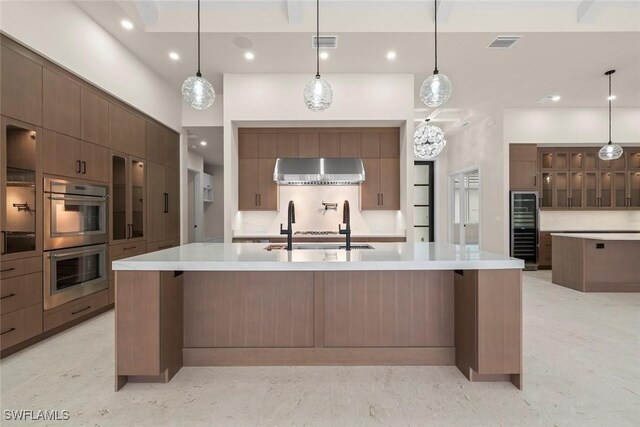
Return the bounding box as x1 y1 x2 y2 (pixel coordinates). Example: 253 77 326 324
608 71 612 144
433 0 438 74
196 0 202 77
316 0 320 78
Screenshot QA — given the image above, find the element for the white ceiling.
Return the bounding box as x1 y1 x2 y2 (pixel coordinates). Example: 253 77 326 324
75 0 640 129
186 126 224 166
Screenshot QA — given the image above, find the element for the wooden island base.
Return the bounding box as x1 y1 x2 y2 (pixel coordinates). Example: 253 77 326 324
115 269 522 390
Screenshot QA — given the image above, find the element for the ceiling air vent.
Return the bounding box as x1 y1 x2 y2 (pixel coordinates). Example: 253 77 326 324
487 35 522 49
312 35 338 49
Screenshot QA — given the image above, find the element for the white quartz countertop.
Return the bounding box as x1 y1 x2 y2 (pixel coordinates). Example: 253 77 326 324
232 233 406 239
112 243 523 272
550 233 640 241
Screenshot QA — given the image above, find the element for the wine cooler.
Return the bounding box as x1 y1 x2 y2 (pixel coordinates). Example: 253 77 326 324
510 192 538 270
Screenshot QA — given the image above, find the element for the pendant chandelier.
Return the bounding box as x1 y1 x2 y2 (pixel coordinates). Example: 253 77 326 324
182 0 215 110
419 0 452 108
414 119 447 159
303 0 332 112
598 69 623 161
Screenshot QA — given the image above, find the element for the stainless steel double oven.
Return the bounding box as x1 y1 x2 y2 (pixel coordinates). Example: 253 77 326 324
43 177 109 309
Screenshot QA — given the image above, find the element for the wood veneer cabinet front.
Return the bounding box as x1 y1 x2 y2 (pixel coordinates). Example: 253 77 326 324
80 89 109 147
146 162 180 244
0 46 42 126
42 130 108 183
116 268 522 390
109 104 145 158
509 144 537 191
43 68 81 138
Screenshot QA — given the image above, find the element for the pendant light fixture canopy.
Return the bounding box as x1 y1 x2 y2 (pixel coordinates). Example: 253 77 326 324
414 119 447 159
304 0 332 112
182 0 215 110
598 69 623 161
420 0 452 108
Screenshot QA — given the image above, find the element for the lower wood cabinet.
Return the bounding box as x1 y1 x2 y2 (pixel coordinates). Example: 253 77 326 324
0 272 42 314
538 232 552 268
43 289 109 332
1 304 42 351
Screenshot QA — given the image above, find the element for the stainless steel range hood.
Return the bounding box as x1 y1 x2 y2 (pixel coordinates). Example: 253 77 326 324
273 158 365 185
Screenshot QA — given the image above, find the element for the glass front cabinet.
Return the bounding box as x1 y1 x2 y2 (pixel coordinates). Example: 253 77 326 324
538 147 639 210
1 116 42 261
110 152 145 243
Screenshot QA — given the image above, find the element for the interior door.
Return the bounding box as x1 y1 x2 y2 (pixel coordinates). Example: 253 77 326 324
450 169 480 247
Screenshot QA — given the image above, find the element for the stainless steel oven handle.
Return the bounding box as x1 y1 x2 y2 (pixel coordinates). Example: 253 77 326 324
51 249 103 258
48 195 108 201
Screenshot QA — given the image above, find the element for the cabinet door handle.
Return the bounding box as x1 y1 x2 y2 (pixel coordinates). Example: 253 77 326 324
0 327 16 336
76 160 82 174
534 175 537 187
163 193 169 213
381 193 384 206
258 194 261 206
71 306 91 315
255 194 258 206
82 161 87 175
377 194 380 205
0 293 16 300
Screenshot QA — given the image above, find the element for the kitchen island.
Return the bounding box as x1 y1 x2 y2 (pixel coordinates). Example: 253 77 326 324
551 233 640 292
113 243 524 390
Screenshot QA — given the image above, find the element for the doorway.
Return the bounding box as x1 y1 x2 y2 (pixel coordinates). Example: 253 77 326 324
449 168 480 247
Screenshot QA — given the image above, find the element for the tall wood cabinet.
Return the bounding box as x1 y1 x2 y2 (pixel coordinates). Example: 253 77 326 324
238 132 278 211
1 35 182 356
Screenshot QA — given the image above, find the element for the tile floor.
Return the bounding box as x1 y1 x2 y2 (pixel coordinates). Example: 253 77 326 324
1 271 639 426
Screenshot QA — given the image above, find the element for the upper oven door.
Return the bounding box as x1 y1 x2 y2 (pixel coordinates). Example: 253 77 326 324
44 178 108 250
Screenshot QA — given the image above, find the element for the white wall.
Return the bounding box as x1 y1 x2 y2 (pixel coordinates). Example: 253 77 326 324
0 0 181 130
182 96 224 127
504 108 640 145
203 164 225 241
436 115 508 255
223 74 415 242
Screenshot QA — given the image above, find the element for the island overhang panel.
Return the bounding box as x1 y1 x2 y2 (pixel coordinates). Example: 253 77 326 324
113 243 524 390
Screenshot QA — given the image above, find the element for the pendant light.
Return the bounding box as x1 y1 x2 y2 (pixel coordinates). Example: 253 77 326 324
598 69 623 161
182 0 215 110
419 0 452 108
303 0 332 112
414 119 447 159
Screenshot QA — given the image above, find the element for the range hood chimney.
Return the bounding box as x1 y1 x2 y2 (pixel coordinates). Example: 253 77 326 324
273 158 365 185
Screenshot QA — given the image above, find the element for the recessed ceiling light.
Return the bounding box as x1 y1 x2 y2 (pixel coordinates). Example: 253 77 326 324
608 95 616 101
169 52 180 61
386 51 397 60
121 20 134 30
244 52 255 61
551 95 561 102
319 51 329 60
200 141 207 146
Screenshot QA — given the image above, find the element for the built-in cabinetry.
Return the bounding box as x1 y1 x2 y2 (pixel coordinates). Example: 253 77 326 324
0 35 180 356
237 128 401 211
508 144 639 210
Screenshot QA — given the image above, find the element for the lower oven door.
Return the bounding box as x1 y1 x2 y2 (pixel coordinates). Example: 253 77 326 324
44 244 109 310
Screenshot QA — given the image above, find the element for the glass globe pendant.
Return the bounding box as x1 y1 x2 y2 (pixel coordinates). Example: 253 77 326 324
182 0 215 110
420 0 452 108
182 73 215 110
304 75 332 112
414 119 446 159
304 0 332 112
598 70 623 161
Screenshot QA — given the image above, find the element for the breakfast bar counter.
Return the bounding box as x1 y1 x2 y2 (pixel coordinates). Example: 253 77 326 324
113 243 524 390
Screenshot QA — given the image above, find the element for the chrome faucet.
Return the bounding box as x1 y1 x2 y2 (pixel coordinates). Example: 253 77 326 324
338 200 351 251
280 200 295 251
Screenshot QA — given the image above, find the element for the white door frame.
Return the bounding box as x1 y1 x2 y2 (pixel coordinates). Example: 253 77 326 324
448 166 481 248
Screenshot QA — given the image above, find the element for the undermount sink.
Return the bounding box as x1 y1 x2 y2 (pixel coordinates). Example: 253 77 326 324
265 243 374 251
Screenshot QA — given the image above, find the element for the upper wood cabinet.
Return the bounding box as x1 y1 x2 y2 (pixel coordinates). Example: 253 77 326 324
339 133 361 157
277 133 298 158
81 89 109 147
361 157 400 210
1 46 43 126
42 130 108 183
238 158 278 211
537 146 639 210
145 121 178 169
509 144 537 191
109 104 145 158
43 68 80 138
298 133 319 158
318 133 340 157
